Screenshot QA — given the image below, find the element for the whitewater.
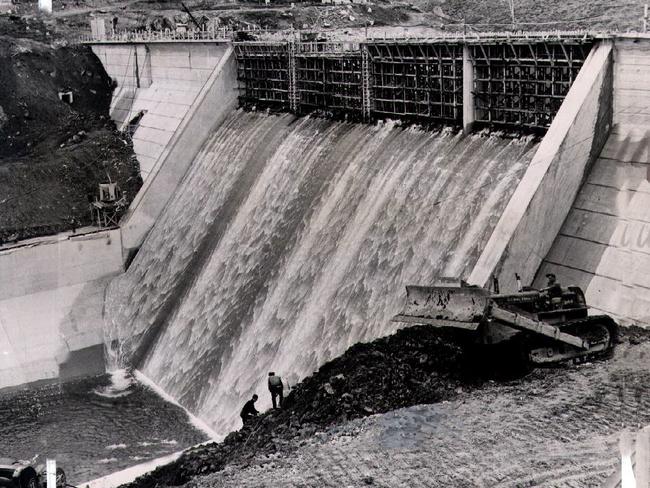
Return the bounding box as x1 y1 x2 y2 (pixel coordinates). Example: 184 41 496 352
104 110 539 435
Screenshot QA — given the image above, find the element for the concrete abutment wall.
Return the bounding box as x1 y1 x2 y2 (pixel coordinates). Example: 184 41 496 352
91 42 231 180
120 46 237 254
0 229 123 390
468 41 614 291
91 41 238 254
535 37 650 326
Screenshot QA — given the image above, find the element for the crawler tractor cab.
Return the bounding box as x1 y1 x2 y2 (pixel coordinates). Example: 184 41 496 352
392 278 618 366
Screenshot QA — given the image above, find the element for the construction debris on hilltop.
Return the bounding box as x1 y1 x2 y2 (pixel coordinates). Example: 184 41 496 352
0 16 141 244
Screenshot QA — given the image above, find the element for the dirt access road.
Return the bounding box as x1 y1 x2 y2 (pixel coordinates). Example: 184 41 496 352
195 339 650 488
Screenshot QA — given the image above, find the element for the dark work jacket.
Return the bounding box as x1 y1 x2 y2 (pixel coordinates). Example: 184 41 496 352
240 399 258 418
268 375 283 391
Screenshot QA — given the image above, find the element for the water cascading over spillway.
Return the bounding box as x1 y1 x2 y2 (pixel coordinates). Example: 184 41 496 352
104 110 539 435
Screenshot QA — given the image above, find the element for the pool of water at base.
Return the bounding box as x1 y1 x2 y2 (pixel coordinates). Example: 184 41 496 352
0 372 208 483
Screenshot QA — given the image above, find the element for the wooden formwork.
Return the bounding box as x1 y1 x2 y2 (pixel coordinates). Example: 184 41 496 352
296 44 363 115
233 36 594 131
469 41 593 130
234 42 291 109
364 41 464 124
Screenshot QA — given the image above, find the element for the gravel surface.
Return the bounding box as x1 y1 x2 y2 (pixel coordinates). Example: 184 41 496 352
194 333 650 487
123 326 650 488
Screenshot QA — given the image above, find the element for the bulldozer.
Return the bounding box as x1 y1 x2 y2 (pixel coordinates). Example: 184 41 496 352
392 277 618 367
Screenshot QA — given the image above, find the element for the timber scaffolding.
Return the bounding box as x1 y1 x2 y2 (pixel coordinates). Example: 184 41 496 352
234 32 594 131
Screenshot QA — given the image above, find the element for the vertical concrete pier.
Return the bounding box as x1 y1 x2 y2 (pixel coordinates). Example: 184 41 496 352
462 45 475 134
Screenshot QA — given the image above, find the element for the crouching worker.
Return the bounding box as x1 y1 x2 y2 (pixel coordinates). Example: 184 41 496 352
268 372 284 409
240 394 259 427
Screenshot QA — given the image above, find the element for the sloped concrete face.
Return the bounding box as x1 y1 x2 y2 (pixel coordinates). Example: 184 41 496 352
120 47 238 254
614 38 650 128
91 43 229 180
91 42 238 253
536 126 650 326
534 37 650 326
469 41 614 292
0 230 123 390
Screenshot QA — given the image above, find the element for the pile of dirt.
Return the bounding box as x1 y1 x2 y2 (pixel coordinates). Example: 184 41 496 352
125 326 488 488
0 15 141 243
121 323 650 488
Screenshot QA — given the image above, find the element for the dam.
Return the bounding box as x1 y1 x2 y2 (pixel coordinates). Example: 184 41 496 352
2 25 650 485
91 30 613 434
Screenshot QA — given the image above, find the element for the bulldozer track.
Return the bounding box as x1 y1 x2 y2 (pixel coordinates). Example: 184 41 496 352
528 315 618 366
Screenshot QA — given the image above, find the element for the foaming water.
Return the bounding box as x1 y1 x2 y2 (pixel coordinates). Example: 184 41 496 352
104 111 539 435
93 369 135 398
0 375 206 482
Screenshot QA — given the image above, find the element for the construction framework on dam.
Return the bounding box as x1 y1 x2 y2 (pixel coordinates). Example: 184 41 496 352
234 32 593 130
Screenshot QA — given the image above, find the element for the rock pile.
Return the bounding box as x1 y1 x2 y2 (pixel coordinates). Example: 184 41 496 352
123 323 650 488
125 326 484 488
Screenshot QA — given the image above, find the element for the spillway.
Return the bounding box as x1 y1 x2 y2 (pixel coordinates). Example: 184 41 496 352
104 110 538 435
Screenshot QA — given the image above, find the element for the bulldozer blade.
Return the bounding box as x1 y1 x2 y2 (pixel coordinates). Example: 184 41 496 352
391 314 481 330
392 284 491 327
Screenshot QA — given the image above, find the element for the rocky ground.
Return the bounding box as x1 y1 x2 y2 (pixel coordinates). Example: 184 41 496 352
6 0 650 43
123 326 650 488
0 15 141 243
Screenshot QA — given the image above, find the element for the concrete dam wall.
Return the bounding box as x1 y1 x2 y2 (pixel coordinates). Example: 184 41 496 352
537 38 650 326
91 42 231 180
91 36 627 436
0 229 123 390
104 109 539 435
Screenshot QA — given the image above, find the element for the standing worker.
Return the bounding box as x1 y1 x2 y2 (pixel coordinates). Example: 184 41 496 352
268 372 284 409
240 394 259 427
542 273 563 309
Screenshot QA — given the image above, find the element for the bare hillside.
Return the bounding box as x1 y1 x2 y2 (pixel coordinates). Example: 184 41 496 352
5 0 648 41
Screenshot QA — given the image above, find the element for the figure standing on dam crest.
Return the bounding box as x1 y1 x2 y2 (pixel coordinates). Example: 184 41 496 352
268 372 284 409
240 394 259 426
